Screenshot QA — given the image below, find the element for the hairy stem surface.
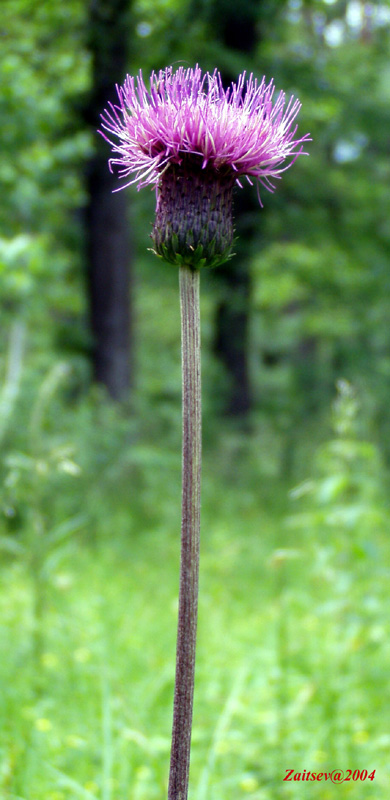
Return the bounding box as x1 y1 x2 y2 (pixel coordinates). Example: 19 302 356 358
168 265 202 800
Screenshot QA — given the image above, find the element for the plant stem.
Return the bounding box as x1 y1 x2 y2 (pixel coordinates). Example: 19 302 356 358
168 265 202 800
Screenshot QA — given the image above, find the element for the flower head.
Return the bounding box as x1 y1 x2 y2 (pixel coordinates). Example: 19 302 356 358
100 65 310 267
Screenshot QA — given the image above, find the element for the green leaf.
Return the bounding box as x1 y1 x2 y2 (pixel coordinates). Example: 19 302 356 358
46 513 88 550
0 534 26 556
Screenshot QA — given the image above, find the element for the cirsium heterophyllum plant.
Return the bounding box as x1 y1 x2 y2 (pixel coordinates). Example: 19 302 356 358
100 64 310 800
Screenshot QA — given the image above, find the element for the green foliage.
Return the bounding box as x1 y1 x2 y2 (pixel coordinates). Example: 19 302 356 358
1 490 389 798
1 0 91 364
1 1 390 797
3 0 390 443
287 379 386 547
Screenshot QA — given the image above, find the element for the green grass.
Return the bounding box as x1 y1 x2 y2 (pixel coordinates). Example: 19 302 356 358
1 484 389 800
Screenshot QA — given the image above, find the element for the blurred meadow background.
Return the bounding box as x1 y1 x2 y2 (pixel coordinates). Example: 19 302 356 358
1 0 390 798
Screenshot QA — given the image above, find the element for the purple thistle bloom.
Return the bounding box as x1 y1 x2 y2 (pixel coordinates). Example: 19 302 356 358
100 65 310 268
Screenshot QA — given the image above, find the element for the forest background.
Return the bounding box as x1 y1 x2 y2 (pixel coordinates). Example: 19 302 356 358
1 1 390 799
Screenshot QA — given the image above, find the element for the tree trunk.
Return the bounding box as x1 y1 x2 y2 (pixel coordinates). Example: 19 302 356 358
85 0 133 400
195 0 284 418
213 232 252 417
207 1 260 418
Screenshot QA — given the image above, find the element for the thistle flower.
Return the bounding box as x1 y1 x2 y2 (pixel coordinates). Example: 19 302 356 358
100 65 310 268
99 65 310 800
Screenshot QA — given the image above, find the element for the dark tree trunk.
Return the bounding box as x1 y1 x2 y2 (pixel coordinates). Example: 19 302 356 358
213 194 253 417
206 1 260 418
190 0 284 418
85 0 133 400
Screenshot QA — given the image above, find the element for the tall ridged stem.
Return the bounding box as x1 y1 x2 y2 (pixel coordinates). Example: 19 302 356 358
168 265 202 800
